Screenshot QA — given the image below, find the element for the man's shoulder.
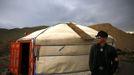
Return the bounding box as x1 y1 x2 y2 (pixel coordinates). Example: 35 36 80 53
106 44 116 52
106 44 115 49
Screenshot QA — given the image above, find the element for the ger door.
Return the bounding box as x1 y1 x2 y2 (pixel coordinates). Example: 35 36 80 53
9 41 20 75
9 40 34 75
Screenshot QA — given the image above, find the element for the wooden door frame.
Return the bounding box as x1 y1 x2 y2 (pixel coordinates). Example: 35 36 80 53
18 40 34 75
9 40 34 75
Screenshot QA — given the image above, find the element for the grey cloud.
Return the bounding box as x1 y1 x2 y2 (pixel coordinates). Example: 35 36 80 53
0 20 17 28
0 0 133 31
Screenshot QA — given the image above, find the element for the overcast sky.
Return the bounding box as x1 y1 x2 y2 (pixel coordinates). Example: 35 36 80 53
0 0 134 31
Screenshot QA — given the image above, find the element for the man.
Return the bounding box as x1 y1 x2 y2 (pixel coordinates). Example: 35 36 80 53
89 31 119 75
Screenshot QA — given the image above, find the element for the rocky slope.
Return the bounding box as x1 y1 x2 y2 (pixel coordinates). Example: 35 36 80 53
89 23 134 50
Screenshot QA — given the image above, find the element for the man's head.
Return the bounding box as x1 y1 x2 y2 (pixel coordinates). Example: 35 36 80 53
96 31 108 44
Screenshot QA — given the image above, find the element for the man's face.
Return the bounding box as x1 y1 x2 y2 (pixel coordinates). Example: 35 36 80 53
96 36 107 44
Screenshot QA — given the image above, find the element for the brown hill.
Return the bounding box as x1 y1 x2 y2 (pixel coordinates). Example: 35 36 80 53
89 23 134 50
0 26 48 56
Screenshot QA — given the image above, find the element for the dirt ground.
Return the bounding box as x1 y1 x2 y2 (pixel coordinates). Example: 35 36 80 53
116 61 134 75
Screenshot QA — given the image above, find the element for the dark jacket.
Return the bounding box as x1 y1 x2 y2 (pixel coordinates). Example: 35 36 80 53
89 43 118 74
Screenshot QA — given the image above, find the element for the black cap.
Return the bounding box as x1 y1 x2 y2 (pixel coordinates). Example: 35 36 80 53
96 31 108 38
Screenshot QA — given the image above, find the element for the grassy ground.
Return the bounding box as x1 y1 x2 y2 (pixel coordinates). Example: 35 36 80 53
0 54 9 73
